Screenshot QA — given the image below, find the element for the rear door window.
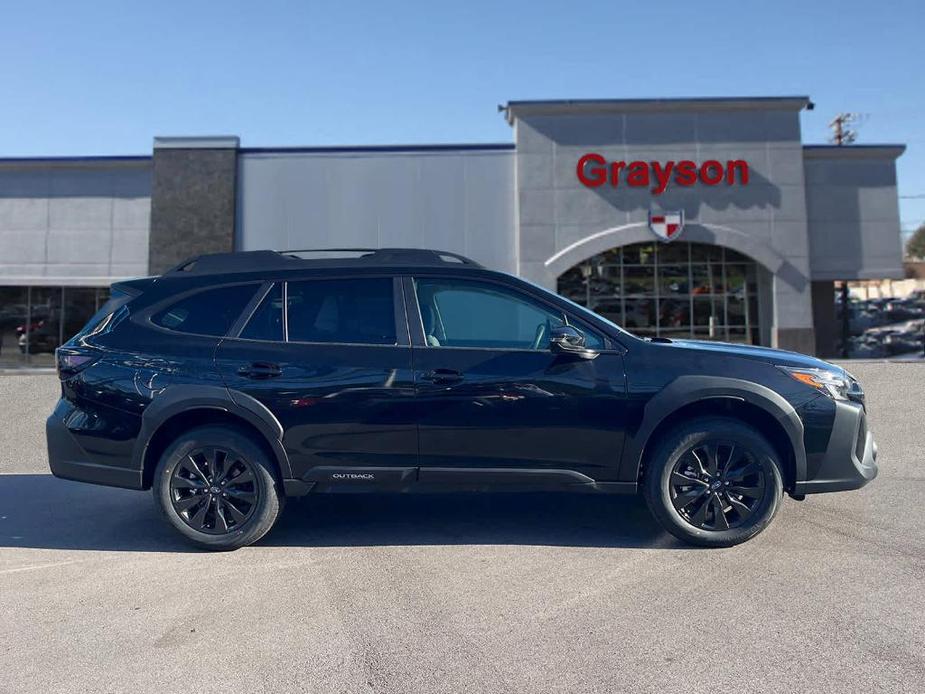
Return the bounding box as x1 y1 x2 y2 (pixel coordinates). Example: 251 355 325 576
153 284 259 337
286 278 396 345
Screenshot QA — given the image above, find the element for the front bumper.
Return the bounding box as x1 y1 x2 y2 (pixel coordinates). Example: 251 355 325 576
794 398 878 495
47 399 143 490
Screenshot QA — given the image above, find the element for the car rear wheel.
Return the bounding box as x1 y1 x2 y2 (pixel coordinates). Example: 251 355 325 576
153 426 282 550
643 417 783 547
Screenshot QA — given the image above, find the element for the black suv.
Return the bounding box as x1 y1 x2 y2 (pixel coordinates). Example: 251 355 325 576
47 248 877 549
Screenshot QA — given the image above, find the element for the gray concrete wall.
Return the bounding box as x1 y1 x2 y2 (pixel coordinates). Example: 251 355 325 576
0 160 151 285
507 99 816 353
804 146 905 281
236 148 517 274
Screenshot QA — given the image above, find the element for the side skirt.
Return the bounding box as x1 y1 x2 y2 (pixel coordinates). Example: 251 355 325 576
282 466 637 496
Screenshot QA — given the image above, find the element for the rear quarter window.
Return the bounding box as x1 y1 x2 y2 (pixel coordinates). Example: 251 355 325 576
153 284 259 337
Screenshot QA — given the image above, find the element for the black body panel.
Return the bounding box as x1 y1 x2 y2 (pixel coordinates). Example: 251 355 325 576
411 347 627 477
45 249 877 500
215 340 418 479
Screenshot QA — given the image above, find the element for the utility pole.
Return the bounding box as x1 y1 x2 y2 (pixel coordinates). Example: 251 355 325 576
829 113 859 146
831 113 861 358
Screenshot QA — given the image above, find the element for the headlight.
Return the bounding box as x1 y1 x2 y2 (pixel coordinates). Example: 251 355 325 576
780 366 852 400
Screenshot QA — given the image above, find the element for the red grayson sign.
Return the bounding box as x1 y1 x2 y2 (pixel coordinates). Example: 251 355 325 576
576 153 749 195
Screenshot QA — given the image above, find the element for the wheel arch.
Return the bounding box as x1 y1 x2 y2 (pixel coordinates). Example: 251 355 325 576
620 376 806 492
134 385 292 490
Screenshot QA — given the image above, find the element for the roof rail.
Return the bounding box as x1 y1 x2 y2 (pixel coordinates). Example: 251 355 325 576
278 248 482 267
164 250 297 275
163 247 483 276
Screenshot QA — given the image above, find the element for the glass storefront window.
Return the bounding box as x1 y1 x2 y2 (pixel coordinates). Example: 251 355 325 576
595 248 621 264
624 298 656 331
724 264 749 295
692 296 722 328
622 243 656 265
657 243 689 264
623 266 656 296
0 287 29 368
658 298 690 328
557 266 587 304
556 241 761 345
25 287 62 368
690 244 723 263
691 263 723 295
657 265 689 295
0 286 110 368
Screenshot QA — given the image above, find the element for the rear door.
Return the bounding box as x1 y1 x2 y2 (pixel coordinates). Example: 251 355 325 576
215 275 418 487
405 274 628 485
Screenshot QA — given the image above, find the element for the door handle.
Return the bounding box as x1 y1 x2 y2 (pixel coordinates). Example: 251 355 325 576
238 362 282 379
423 368 463 384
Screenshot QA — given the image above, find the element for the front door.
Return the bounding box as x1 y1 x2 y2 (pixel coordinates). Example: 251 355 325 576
406 275 627 486
215 276 417 487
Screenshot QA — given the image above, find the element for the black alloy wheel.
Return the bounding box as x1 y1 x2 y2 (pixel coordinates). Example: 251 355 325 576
668 441 766 531
169 446 260 534
643 417 784 547
154 426 283 550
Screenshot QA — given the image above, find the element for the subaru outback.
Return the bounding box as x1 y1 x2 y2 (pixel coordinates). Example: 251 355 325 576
47 248 877 549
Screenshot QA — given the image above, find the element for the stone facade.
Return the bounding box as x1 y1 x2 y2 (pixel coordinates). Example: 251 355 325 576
148 137 239 275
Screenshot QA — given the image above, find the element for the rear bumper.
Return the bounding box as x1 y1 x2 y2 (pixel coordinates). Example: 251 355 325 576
47 400 143 490
794 399 878 495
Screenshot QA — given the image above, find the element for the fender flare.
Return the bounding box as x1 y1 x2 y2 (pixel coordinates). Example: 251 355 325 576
132 384 293 482
618 375 807 486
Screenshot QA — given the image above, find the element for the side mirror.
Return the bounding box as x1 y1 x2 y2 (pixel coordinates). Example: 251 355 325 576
549 325 598 360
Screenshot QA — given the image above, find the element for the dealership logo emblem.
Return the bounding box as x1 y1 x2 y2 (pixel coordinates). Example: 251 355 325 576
648 210 685 242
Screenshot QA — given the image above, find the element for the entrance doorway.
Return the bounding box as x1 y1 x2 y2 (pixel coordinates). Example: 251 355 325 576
557 241 761 344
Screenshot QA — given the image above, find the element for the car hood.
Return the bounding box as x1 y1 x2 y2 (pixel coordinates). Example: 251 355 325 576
655 338 843 372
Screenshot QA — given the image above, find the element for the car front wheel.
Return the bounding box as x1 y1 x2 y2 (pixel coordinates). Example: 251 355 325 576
643 417 784 547
153 425 283 550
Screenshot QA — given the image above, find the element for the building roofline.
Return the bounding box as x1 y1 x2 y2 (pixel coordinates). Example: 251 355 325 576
240 143 514 155
0 155 151 168
154 136 240 150
502 96 813 123
803 144 906 160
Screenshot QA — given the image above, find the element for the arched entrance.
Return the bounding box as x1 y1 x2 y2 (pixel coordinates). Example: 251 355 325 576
557 241 761 344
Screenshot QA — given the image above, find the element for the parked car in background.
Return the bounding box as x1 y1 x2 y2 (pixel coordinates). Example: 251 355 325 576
836 291 925 358
16 306 93 355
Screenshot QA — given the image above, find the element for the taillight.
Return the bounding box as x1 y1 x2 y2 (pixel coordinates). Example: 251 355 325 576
55 348 99 379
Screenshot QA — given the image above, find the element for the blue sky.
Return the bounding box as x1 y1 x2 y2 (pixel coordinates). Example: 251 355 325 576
1 0 923 235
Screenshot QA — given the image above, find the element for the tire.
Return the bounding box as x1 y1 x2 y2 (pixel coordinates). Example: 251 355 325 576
153 425 283 551
643 417 784 548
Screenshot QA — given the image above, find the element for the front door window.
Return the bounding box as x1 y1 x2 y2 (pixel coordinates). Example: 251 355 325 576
414 278 601 351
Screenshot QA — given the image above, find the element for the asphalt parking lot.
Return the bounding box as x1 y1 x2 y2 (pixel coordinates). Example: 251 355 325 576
1 364 923 694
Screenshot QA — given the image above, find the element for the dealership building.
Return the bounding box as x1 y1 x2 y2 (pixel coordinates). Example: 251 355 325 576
0 96 905 366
